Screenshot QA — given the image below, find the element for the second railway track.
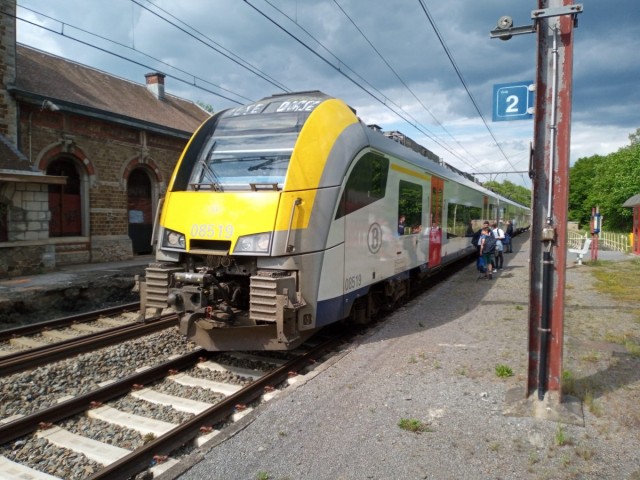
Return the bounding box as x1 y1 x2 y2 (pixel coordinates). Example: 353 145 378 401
0 308 179 377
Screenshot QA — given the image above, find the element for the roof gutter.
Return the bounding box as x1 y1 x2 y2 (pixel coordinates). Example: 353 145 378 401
8 88 193 140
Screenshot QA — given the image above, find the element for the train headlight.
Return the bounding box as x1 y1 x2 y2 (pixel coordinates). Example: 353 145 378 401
234 232 271 254
163 229 186 250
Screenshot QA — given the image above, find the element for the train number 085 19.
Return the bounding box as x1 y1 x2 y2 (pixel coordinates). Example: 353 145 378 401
344 274 362 292
190 224 234 239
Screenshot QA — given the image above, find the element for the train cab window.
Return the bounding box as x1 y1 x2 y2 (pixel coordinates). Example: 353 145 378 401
398 180 423 235
335 153 389 219
188 112 307 191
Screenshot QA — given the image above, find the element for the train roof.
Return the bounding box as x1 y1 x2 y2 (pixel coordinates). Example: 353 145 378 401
362 118 528 210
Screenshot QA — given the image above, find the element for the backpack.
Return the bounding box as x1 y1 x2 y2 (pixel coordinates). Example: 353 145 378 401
483 235 497 254
471 229 482 247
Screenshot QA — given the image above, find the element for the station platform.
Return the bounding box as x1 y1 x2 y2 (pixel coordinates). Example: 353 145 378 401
0 255 153 328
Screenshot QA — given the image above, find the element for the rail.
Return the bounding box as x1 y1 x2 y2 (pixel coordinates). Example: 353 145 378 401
0 314 178 376
0 302 141 342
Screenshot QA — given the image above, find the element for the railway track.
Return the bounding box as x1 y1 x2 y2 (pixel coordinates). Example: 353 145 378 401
0 306 178 377
0 303 142 343
0 333 343 480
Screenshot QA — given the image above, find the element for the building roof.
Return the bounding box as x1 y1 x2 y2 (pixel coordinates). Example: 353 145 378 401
13 45 210 136
622 194 640 208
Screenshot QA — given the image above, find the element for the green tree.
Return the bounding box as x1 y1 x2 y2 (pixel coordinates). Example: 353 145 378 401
568 154 604 227
483 179 531 206
196 100 215 114
568 136 640 232
592 143 640 231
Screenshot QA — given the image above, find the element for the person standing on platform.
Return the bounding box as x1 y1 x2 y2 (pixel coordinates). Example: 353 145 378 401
479 226 496 279
492 222 505 271
504 221 514 253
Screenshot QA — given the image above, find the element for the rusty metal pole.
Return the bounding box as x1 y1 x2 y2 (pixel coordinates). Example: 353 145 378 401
526 0 578 401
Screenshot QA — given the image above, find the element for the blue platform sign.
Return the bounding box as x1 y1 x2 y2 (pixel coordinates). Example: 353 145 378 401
492 81 534 122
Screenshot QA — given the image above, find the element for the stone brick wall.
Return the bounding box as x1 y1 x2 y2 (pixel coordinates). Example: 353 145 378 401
0 243 54 276
4 182 50 242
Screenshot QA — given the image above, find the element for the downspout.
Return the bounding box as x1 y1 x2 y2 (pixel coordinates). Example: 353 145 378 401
538 241 553 399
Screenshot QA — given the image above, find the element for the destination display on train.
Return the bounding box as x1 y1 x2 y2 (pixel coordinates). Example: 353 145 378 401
226 96 324 117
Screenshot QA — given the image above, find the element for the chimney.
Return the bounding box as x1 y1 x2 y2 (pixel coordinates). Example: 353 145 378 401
145 72 165 99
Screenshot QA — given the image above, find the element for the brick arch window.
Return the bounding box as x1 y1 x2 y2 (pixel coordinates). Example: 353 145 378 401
47 157 82 237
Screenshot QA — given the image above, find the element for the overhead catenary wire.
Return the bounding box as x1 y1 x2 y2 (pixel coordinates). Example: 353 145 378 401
135 0 291 94
247 0 483 175
332 0 485 169
13 8 248 105
15 1 528 186
416 0 524 182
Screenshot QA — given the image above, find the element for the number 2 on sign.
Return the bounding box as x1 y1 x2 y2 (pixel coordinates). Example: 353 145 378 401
505 95 519 113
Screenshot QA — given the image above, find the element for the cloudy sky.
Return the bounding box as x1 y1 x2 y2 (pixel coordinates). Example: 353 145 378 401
15 0 640 188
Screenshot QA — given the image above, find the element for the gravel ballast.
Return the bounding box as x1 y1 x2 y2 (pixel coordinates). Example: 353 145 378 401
171 234 640 480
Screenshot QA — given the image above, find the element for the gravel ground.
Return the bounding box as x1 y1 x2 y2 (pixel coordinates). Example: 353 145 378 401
170 234 640 480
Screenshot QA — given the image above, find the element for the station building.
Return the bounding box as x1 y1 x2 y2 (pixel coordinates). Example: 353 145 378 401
0 0 210 276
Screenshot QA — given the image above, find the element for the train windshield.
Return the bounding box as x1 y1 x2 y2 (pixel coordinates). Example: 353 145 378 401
190 111 306 191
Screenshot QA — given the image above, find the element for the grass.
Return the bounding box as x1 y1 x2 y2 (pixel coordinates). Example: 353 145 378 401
562 370 603 416
398 418 432 433
591 258 640 307
555 424 570 446
580 351 600 362
495 364 514 378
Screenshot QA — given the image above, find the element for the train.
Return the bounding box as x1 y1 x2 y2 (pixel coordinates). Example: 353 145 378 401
140 91 530 351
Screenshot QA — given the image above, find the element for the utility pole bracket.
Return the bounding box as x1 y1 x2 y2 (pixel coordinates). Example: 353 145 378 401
490 4 582 40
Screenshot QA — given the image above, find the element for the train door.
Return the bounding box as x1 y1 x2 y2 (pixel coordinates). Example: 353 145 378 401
428 177 444 267
340 153 389 317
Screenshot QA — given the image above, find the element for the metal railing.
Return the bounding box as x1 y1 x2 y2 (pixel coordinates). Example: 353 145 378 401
567 230 631 253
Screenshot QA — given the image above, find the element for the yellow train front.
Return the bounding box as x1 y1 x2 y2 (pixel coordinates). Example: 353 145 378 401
144 90 529 351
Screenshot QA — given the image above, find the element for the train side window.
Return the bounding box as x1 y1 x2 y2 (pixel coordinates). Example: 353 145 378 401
335 153 389 219
398 180 422 235
447 203 482 239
